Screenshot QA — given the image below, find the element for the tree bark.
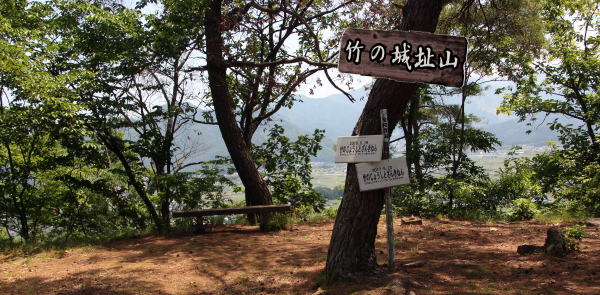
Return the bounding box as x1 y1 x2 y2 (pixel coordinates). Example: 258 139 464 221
3 142 30 242
242 135 258 225
205 0 273 222
98 131 164 233
325 0 444 281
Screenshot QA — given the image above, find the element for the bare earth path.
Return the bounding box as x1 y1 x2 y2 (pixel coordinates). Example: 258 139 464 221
1 219 599 295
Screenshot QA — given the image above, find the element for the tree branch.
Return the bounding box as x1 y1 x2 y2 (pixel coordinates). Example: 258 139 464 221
226 57 336 68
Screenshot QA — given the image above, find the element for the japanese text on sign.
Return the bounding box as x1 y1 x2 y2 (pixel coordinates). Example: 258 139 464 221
335 135 383 163
356 157 410 191
338 29 467 87
344 39 460 71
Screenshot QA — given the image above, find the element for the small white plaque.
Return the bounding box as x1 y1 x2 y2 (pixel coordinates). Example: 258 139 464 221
356 157 410 191
335 135 383 163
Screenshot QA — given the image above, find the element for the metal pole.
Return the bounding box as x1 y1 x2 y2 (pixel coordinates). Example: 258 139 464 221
380 109 395 271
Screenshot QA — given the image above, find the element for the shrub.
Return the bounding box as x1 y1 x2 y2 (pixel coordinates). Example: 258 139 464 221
508 198 539 221
265 212 294 230
392 185 445 217
564 225 586 252
292 205 316 221
322 207 337 219
535 200 589 223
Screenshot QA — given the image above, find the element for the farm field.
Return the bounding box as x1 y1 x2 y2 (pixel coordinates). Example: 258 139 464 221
1 219 598 295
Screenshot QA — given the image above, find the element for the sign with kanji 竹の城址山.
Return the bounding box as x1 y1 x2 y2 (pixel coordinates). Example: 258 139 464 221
338 29 467 87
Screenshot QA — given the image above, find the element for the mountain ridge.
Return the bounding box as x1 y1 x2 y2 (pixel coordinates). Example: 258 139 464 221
168 86 568 165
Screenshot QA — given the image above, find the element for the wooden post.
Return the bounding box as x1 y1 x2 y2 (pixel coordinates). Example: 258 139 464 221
380 109 395 271
195 216 205 234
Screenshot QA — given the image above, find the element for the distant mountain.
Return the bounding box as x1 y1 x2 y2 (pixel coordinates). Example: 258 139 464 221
443 82 575 148
163 84 576 166
275 89 367 140
169 118 338 164
170 89 368 164
484 119 559 147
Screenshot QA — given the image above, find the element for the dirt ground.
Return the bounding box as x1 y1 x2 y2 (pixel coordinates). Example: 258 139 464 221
1 219 599 295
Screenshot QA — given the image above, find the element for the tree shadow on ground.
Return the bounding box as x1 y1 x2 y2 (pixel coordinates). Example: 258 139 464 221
0 267 169 295
2 221 598 294
320 221 600 295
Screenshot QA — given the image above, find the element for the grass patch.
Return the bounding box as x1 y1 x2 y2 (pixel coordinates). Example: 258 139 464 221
410 244 421 253
464 265 492 279
265 212 295 231
313 272 328 287
40 249 67 259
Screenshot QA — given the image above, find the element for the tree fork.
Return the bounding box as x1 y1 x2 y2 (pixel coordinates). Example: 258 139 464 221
325 0 445 281
205 0 273 225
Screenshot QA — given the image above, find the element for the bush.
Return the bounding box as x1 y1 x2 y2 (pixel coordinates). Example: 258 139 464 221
563 225 586 252
535 200 589 223
292 205 316 221
265 212 294 231
253 125 326 212
508 198 539 221
392 185 445 217
322 207 337 219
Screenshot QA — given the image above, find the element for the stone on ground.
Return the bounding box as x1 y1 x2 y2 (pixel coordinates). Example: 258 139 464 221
584 218 600 227
517 244 544 255
544 227 568 257
401 216 423 225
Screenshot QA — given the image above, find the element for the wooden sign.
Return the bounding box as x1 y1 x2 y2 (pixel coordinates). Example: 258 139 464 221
338 28 467 87
335 135 383 163
356 157 410 191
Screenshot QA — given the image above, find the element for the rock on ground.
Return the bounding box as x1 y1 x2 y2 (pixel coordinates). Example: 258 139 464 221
544 227 568 257
401 217 423 225
517 244 544 255
584 218 600 227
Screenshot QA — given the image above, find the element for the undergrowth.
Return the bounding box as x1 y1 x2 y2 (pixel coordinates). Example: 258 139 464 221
0 227 150 258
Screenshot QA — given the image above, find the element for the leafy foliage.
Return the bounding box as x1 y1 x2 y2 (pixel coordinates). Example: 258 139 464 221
508 198 539 221
498 0 599 216
1 0 599 249
253 125 325 211
564 224 586 252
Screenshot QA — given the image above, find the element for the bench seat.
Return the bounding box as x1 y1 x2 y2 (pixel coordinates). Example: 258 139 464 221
173 204 291 232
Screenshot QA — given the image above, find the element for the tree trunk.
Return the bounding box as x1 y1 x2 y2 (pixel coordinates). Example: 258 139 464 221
242 135 258 225
98 131 164 233
448 89 468 213
3 224 13 244
17 198 29 242
412 116 424 190
160 193 171 230
205 0 273 224
3 143 30 242
325 0 444 281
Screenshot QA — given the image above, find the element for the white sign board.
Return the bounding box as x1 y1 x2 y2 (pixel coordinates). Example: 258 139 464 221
335 135 384 163
356 157 410 191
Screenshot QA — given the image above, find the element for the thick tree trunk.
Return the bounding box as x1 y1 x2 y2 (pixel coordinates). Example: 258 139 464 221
160 197 171 229
205 0 273 223
325 0 444 281
242 136 258 225
245 190 258 224
153 167 172 230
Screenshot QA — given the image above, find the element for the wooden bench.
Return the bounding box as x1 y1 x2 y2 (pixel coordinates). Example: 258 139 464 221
173 204 291 233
